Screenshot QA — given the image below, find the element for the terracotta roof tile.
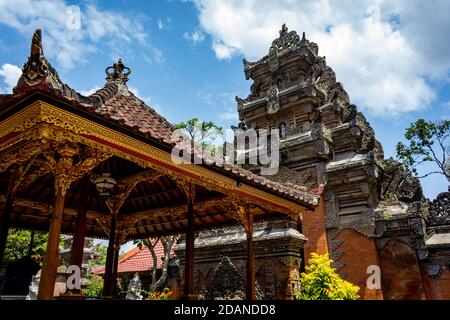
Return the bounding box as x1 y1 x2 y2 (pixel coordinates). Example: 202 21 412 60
93 243 175 275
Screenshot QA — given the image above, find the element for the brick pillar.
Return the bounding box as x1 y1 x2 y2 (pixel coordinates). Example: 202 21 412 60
336 229 383 300
302 196 329 261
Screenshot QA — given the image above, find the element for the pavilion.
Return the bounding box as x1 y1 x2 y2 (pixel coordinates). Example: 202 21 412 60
0 29 320 300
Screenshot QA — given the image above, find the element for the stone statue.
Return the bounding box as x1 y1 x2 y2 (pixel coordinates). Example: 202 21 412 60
279 122 287 139
125 273 143 300
26 269 41 300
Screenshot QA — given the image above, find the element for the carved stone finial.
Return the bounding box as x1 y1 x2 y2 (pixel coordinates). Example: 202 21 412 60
301 32 306 41
22 28 49 81
105 58 131 83
280 23 288 37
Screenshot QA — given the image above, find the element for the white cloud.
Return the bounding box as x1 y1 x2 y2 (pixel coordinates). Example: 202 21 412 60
191 0 450 115
196 89 214 104
219 106 239 121
157 18 172 30
152 47 165 64
0 1 149 70
183 29 205 44
0 63 22 93
79 85 102 96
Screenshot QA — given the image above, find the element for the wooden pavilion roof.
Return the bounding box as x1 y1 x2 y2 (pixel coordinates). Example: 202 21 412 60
0 29 319 242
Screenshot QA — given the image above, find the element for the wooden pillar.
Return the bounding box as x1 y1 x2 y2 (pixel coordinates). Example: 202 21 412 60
183 198 195 298
111 246 120 297
246 212 255 300
102 214 117 297
28 231 35 257
69 176 90 269
38 187 66 300
0 193 13 267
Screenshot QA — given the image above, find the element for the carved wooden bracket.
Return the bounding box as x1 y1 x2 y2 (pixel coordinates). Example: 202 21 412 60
222 198 255 235
175 179 196 201
105 170 162 214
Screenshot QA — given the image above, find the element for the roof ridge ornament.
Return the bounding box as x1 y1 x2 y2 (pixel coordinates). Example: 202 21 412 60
280 23 289 37
22 28 50 82
268 23 301 71
105 58 131 84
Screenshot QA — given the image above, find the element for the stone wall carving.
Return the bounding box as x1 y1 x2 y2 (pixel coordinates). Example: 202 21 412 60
198 256 262 300
428 187 450 226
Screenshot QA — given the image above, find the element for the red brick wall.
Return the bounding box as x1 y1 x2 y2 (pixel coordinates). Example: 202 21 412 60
302 196 329 260
336 229 383 300
378 239 425 300
421 266 450 300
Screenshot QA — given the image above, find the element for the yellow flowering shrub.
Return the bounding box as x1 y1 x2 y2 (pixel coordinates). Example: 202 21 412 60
295 253 360 300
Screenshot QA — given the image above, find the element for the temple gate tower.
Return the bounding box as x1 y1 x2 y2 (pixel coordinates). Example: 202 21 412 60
235 24 442 299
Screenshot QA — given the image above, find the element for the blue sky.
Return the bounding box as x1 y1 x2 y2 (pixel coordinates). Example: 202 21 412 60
0 0 448 200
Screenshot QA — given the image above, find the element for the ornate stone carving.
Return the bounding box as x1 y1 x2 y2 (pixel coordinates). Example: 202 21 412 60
264 259 275 299
268 24 301 65
279 256 301 267
324 189 339 228
125 273 143 300
427 264 443 277
428 187 450 226
105 58 131 84
26 269 41 300
266 85 280 114
409 217 426 238
198 256 262 300
327 228 346 271
381 158 423 203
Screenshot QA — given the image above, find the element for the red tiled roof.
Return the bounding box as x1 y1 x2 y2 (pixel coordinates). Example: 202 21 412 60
88 86 174 144
93 242 176 275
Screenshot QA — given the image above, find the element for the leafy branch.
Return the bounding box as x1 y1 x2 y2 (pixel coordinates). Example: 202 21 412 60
396 119 449 180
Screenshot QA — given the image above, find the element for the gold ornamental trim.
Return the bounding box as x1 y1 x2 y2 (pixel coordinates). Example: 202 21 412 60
0 101 310 216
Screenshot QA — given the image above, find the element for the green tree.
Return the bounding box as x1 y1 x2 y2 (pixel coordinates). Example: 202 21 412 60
396 119 449 180
134 235 178 292
174 118 223 154
296 253 360 300
83 244 107 298
4 229 48 262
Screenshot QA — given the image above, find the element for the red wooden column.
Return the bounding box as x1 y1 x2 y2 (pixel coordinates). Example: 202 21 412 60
111 245 120 297
102 213 117 297
245 211 256 300
183 197 195 299
69 176 90 271
0 193 13 268
0 170 20 267
38 186 66 300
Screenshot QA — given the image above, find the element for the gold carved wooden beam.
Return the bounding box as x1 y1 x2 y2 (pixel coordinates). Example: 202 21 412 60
121 196 229 223
0 101 314 217
175 179 196 201
0 194 105 219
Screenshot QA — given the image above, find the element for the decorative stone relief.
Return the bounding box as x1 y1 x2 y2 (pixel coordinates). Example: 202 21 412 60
324 189 339 228
427 264 443 277
266 85 280 114
428 187 450 226
198 256 263 300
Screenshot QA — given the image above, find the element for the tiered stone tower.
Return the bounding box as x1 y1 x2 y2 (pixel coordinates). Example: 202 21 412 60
235 24 450 299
